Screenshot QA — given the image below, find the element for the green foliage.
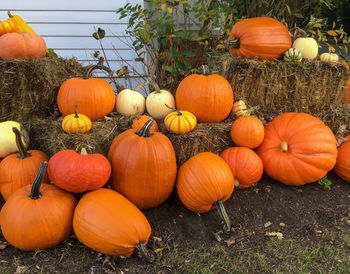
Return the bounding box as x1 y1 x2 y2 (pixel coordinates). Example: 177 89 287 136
318 176 332 190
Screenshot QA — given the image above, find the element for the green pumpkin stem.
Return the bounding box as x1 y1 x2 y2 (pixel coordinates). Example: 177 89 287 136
215 200 231 233
165 104 182 116
135 118 154 137
225 38 240 49
12 127 31 159
136 241 154 263
149 80 161 94
28 161 48 200
74 105 79 118
243 106 259 117
83 64 112 79
201 65 211 76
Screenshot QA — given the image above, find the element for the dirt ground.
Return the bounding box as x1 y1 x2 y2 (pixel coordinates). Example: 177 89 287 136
0 172 349 273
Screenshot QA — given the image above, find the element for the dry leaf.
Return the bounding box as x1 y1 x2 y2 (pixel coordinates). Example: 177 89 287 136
213 230 223 242
265 231 284 240
224 239 236 247
154 248 165 253
0 243 7 250
15 266 29 274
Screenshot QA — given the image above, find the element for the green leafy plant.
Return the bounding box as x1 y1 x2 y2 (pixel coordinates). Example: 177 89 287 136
317 176 332 190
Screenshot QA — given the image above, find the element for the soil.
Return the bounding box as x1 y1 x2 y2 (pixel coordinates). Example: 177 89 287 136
0 172 349 273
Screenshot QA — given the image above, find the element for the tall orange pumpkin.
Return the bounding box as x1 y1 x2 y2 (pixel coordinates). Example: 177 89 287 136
176 152 234 232
256 113 338 186
227 17 291 60
57 65 116 121
334 136 350 182
175 65 234 123
108 118 177 210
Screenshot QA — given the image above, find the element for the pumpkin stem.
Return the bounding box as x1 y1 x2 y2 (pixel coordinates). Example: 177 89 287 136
234 179 240 188
134 81 149 92
7 11 13 18
215 200 231 233
12 127 31 159
243 106 259 117
28 161 48 200
136 241 154 263
280 141 288 152
165 104 182 116
135 118 154 137
80 148 88 155
149 80 162 94
74 105 79 118
83 64 112 79
225 38 240 49
201 65 211 76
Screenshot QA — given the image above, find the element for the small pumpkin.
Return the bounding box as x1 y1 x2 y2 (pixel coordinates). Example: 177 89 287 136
132 114 158 132
0 16 16 36
320 52 339 62
232 99 247 118
164 105 197 134
73 188 153 261
176 65 234 123
256 112 338 186
0 127 49 200
0 32 47 60
6 11 36 34
338 60 349 70
283 48 303 64
47 148 111 193
0 162 77 251
108 118 177 210
292 37 318 60
334 135 350 182
220 147 263 189
116 82 146 116
146 82 175 119
62 105 92 133
0 121 29 158
57 65 116 121
176 152 234 232
230 107 265 149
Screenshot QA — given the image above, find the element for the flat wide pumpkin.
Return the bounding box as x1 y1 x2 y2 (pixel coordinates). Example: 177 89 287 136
256 112 337 186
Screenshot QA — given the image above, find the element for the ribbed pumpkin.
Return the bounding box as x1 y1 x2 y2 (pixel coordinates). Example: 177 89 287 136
0 127 49 200
227 17 291 60
0 121 28 158
256 112 338 186
0 162 77 251
0 32 47 60
0 15 16 36
283 48 303 64
176 152 234 232
220 147 263 189
320 52 339 62
6 11 36 34
175 65 234 123
108 118 177 209
62 105 92 133
57 65 116 121
230 108 265 149
232 100 247 118
47 148 111 193
73 188 152 261
334 136 350 182
132 114 158 132
164 107 197 134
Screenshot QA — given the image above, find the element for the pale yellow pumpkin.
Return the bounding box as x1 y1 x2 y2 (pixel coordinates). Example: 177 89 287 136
116 82 146 116
0 121 29 158
146 82 175 119
320 52 339 62
292 37 318 60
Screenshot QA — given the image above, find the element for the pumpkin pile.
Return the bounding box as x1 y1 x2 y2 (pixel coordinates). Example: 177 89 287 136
0 15 350 265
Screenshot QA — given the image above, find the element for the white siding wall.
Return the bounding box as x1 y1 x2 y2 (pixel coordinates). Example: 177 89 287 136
0 0 145 92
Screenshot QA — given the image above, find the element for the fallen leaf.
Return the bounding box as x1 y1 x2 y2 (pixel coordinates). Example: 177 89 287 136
265 231 284 240
154 248 165 253
264 221 272 228
279 222 286 227
0 243 7 250
153 236 162 243
224 239 236 247
213 230 223 242
15 266 29 274
104 116 113 121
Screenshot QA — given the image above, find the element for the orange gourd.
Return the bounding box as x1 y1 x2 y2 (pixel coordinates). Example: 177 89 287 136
334 135 350 182
227 17 292 60
108 118 177 209
0 162 77 251
175 65 234 123
256 112 338 186
132 114 158 132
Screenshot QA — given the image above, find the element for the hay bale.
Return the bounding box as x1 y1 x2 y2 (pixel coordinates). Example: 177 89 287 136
0 56 85 122
26 115 233 165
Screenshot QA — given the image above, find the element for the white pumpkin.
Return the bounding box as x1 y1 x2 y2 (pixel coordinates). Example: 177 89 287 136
292 37 318 60
0 121 29 158
115 83 146 116
146 83 175 119
320 52 339 62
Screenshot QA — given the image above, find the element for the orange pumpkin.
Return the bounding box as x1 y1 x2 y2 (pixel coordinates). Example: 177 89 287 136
0 32 47 60
108 118 177 210
0 162 77 251
220 147 263 189
175 65 234 123
57 65 116 121
73 188 152 261
256 113 338 186
132 114 158 132
176 152 234 232
0 127 49 200
334 136 350 182
227 17 292 60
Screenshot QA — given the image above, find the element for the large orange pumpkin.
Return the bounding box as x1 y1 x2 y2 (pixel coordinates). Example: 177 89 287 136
227 17 292 60
108 118 177 210
0 127 49 200
57 65 116 121
175 65 234 123
256 113 338 186
176 152 234 232
0 162 77 251
334 136 350 182
0 32 47 60
220 147 263 189
73 188 152 261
